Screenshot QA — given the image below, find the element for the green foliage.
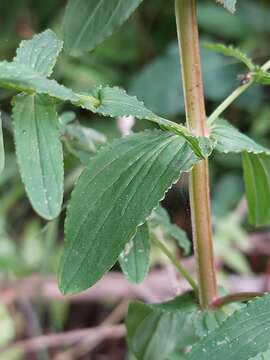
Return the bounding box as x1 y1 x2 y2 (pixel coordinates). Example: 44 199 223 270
211 119 270 226
119 223 150 284
13 94 63 220
13 29 63 77
59 130 200 294
187 294 270 360
204 43 254 70
63 0 143 56
126 293 198 360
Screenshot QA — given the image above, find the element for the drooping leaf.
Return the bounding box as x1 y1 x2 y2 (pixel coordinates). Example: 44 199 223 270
150 205 191 255
211 119 270 226
13 94 63 220
14 29 63 77
204 43 254 70
119 223 150 284
0 113 5 174
187 294 270 360
63 0 143 56
216 0 237 13
59 130 200 294
126 292 199 360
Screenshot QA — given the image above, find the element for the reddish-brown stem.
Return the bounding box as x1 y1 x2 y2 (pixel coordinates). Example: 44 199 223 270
175 0 217 308
211 292 264 309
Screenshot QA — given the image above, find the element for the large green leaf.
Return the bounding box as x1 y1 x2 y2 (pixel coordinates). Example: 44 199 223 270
63 0 143 56
126 293 199 360
211 119 270 226
0 113 4 174
59 130 200 294
187 294 270 360
14 29 63 77
13 94 63 220
119 223 150 284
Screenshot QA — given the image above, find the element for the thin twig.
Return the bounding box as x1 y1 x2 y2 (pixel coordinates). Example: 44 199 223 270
0 325 126 355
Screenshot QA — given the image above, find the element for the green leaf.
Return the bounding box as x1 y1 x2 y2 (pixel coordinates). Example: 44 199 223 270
187 294 270 360
63 0 143 56
59 130 200 294
14 29 63 77
0 113 5 174
0 61 80 104
242 153 270 227
253 69 270 86
80 86 214 159
126 292 199 360
204 43 254 70
150 205 191 255
216 0 237 13
119 223 150 284
211 119 270 226
13 94 63 220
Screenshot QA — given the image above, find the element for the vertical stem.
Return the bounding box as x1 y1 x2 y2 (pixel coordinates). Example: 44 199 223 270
175 0 217 308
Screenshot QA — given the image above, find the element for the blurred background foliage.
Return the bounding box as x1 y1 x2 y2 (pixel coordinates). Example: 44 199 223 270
1 0 270 358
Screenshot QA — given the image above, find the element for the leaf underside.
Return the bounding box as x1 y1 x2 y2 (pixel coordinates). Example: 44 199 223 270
59 130 200 294
63 0 143 55
13 94 63 220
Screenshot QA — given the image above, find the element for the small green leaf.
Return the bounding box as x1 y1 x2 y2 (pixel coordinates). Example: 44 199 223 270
211 119 270 226
204 43 254 70
14 29 63 77
253 69 270 86
0 113 5 174
150 205 191 255
119 223 150 284
187 294 270 360
63 0 143 56
126 292 199 360
59 130 200 294
13 94 63 220
216 0 237 13
242 153 270 227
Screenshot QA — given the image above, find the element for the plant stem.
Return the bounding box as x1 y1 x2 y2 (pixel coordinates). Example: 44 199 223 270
208 59 270 125
211 292 264 309
151 235 198 294
175 0 217 308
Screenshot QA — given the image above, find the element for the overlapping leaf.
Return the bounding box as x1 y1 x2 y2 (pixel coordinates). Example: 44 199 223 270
211 119 270 226
63 0 143 55
59 130 200 294
187 294 270 360
126 293 198 360
13 94 63 220
119 223 150 284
